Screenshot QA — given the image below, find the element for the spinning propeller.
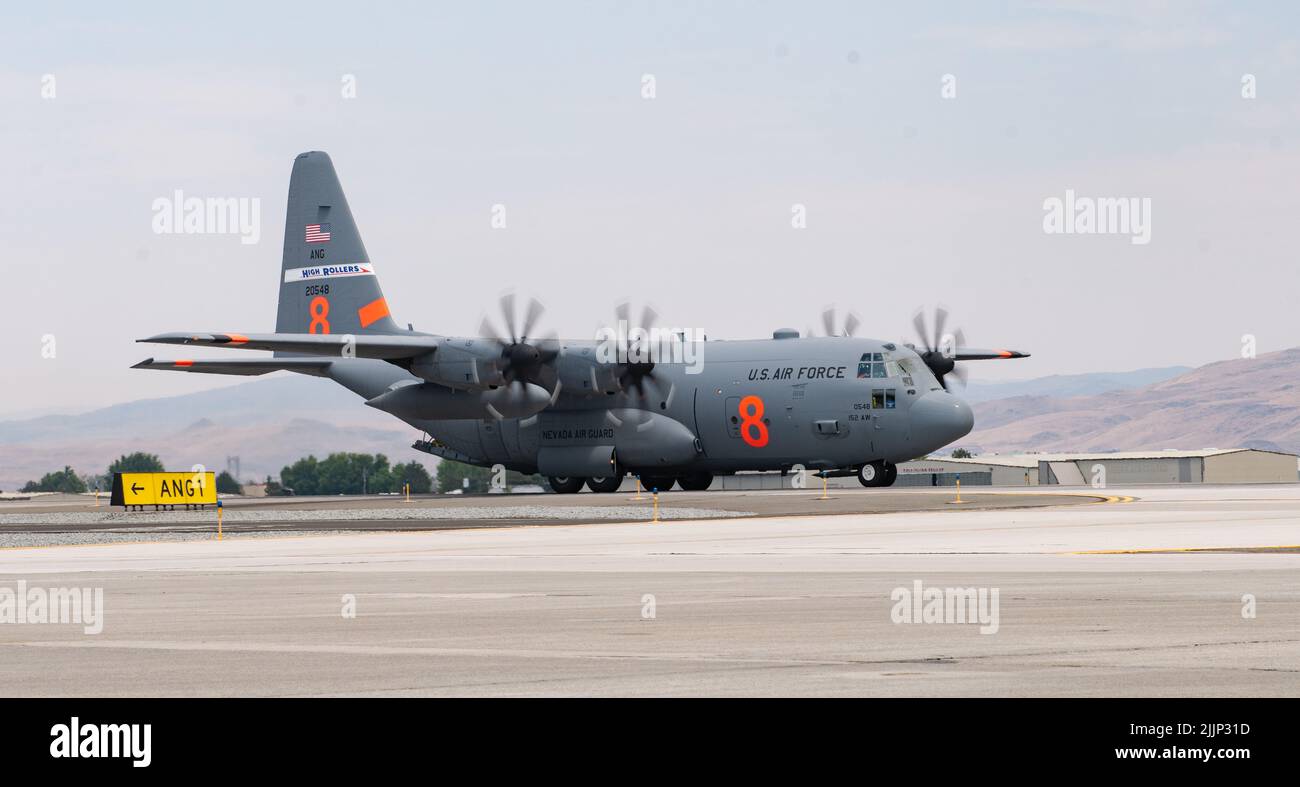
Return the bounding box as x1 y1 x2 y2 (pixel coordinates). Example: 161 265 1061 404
608 301 675 409
908 306 1030 390
807 305 862 338
479 292 561 391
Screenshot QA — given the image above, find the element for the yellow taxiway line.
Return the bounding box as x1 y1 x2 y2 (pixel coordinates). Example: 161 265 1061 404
1073 545 1300 555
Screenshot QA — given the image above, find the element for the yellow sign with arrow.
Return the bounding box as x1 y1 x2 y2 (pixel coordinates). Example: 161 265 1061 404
112 471 217 508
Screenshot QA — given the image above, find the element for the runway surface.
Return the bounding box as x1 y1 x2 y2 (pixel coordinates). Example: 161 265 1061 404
1 485 1298 696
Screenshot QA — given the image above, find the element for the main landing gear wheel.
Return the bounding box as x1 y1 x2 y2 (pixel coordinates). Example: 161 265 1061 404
676 472 714 491
639 475 676 493
857 461 897 488
585 475 624 493
548 476 585 494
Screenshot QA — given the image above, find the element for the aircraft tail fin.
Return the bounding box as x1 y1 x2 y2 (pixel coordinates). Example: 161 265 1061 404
276 152 401 340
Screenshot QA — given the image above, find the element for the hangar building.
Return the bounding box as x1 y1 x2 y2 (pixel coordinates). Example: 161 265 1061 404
896 449 1298 487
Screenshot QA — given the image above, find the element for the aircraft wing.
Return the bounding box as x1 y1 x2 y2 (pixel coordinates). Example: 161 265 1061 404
131 357 334 376
952 348 1031 360
138 331 440 360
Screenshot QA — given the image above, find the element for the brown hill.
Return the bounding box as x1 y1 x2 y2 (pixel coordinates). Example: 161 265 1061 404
0 376 433 491
965 348 1300 454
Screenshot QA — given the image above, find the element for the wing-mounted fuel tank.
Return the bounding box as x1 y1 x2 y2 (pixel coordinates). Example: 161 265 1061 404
536 408 700 475
366 380 550 420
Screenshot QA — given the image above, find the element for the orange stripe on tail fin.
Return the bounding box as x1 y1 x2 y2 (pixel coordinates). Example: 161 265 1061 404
358 297 390 329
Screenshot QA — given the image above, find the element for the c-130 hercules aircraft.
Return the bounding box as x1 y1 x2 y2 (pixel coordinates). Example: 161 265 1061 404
135 152 1028 493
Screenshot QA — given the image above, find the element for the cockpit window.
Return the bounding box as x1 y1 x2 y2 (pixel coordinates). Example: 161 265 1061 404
896 357 918 387
856 352 889 380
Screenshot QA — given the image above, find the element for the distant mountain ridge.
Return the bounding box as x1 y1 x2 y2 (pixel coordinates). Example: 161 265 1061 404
960 366 1191 403
963 348 1300 455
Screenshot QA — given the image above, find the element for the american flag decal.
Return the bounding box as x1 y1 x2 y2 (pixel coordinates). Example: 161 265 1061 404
305 223 332 243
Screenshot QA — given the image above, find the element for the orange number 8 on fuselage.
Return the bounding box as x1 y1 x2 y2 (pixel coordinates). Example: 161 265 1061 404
738 395 769 448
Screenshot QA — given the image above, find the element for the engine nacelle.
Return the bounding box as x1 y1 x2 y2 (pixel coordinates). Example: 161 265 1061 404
551 350 622 395
409 342 505 389
366 381 550 421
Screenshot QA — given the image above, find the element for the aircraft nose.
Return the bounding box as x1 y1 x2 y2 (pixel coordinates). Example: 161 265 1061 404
911 392 974 451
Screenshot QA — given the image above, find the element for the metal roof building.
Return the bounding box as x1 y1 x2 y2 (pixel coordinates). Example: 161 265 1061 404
897 449 1298 486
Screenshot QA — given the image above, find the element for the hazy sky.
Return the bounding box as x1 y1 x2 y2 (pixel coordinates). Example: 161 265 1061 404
3 1 1299 416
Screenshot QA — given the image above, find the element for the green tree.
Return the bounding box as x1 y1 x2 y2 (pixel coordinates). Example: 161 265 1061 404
392 461 433 494
20 466 88 494
215 470 242 495
280 455 320 495
436 460 492 493
951 448 973 459
279 453 398 495
107 452 165 476
316 452 394 494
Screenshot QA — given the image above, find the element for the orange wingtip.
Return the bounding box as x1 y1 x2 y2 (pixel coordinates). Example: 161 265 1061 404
358 297 390 329
224 333 249 345
998 350 1013 358
174 360 194 367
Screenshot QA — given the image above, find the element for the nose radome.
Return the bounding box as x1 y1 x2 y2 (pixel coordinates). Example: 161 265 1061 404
911 392 974 451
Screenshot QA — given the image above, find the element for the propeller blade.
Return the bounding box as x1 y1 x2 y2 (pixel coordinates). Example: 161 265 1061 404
660 379 677 409
843 312 860 338
615 301 630 326
520 297 545 341
822 307 837 337
478 316 508 347
500 292 518 342
536 331 561 363
950 365 969 388
932 307 948 353
912 311 930 351
639 372 666 405
641 305 659 334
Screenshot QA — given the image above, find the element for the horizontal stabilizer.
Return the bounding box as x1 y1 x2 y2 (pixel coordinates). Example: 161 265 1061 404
131 357 334 376
138 331 439 360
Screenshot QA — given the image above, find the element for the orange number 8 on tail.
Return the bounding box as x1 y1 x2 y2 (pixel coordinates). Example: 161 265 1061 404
309 296 331 334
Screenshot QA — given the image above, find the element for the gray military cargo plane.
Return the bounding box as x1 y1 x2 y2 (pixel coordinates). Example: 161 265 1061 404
135 152 1028 493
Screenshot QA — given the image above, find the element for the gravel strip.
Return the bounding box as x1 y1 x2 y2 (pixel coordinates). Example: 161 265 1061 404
0 506 751 528
0 530 351 548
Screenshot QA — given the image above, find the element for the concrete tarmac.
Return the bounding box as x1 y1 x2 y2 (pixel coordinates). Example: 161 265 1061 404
0 486 1092 533
1 485 1298 696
